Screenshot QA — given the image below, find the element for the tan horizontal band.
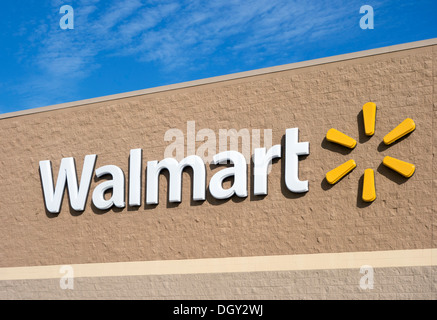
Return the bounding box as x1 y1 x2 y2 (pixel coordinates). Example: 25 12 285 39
1 38 436 120
1 248 436 281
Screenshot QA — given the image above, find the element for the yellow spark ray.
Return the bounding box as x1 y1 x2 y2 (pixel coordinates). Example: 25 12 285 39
326 159 357 185
326 128 357 149
382 156 415 178
383 118 415 145
363 102 376 136
362 168 376 202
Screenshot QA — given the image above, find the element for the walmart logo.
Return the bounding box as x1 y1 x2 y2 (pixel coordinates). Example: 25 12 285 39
325 102 416 203
39 102 417 214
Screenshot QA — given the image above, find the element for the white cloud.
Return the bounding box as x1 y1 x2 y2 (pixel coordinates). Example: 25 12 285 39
15 0 372 109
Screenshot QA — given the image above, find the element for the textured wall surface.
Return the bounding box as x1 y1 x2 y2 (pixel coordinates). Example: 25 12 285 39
1 266 435 300
0 43 436 299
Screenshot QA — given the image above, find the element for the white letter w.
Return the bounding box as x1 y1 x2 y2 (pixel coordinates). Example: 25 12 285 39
39 155 96 213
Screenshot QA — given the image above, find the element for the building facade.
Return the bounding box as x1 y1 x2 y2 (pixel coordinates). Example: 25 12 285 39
0 39 436 299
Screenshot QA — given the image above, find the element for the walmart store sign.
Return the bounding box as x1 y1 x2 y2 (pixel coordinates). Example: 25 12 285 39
39 103 416 213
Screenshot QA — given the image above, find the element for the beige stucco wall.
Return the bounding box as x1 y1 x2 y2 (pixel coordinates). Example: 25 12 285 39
1 266 435 300
0 39 436 299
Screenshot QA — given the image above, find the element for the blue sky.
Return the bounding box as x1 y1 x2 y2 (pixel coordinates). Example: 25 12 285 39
0 0 436 114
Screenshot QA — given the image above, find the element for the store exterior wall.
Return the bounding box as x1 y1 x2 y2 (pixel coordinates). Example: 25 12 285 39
0 39 436 299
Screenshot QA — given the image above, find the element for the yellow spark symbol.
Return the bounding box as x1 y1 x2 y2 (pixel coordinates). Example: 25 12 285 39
325 102 416 203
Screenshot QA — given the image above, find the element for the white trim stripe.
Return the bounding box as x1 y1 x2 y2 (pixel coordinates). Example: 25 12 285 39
1 38 436 120
1 248 436 281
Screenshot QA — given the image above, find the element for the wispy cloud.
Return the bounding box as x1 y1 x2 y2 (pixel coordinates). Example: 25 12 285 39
13 0 370 109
